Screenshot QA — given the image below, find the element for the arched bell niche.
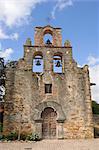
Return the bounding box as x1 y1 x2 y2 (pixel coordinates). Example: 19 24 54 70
32 52 43 73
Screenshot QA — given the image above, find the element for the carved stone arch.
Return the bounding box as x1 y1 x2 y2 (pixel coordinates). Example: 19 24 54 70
33 51 43 59
43 27 53 36
43 27 53 45
34 25 62 46
33 101 66 122
54 52 63 58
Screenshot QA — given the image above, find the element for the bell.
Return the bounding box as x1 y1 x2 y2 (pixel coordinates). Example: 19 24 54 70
36 59 41 66
46 39 52 45
56 60 61 67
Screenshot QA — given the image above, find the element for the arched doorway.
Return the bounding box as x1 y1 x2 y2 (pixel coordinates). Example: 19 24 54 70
41 107 57 139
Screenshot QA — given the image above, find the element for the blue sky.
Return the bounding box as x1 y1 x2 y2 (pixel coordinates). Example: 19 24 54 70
0 0 99 103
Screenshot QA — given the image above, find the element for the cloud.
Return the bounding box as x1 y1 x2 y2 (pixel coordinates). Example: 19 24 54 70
89 64 99 104
0 0 73 27
0 28 19 40
87 55 99 66
0 42 1 50
87 55 99 104
0 0 47 27
0 48 13 60
51 0 73 19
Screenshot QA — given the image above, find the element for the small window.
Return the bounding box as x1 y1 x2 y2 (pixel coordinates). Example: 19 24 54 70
45 84 52 93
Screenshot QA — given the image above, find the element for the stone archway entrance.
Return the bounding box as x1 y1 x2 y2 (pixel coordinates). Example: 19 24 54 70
34 101 66 139
41 107 57 139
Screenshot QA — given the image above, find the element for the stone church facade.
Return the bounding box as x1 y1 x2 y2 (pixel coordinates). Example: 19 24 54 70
2 25 94 139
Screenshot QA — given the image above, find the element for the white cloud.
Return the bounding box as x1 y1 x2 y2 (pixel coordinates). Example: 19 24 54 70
51 0 73 19
87 55 99 66
0 42 1 50
0 0 47 27
0 0 73 27
0 48 13 60
0 28 19 40
10 33 19 40
87 55 99 104
89 64 99 104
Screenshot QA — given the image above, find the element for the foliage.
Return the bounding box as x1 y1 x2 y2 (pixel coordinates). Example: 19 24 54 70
0 123 4 140
0 132 40 141
26 133 40 141
92 101 99 114
0 123 3 132
4 131 18 141
20 133 27 141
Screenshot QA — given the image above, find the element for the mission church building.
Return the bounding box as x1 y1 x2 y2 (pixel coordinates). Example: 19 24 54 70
3 25 94 139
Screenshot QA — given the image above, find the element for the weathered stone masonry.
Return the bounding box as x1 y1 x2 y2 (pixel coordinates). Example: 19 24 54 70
3 25 94 139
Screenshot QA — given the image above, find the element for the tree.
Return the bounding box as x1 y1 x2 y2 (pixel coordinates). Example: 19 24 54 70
92 101 99 114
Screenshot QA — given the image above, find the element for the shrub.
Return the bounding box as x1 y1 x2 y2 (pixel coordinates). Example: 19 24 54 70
92 101 99 114
20 133 27 141
0 123 3 132
0 132 40 141
4 131 18 141
26 133 40 141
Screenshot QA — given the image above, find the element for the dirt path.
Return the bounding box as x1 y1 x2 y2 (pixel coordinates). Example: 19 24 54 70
0 139 99 150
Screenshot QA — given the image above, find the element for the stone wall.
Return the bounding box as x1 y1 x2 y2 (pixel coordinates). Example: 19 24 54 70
34 25 62 46
3 25 94 139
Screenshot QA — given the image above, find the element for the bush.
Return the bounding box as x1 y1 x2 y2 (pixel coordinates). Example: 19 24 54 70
20 133 27 141
92 101 99 114
0 123 3 132
4 131 18 141
26 133 40 141
0 134 3 140
0 132 40 141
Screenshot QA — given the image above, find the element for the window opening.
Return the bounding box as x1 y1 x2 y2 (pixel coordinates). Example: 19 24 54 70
45 84 52 93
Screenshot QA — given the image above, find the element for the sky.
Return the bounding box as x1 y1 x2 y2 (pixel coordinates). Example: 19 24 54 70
0 0 99 103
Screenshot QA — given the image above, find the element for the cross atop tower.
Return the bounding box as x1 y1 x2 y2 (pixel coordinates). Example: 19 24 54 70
46 16 52 25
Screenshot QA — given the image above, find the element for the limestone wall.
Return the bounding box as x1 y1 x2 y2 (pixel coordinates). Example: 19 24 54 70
3 25 94 139
34 25 62 46
3 46 94 138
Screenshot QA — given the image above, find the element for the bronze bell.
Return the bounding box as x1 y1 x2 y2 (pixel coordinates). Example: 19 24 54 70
36 59 41 66
46 39 52 45
56 60 61 67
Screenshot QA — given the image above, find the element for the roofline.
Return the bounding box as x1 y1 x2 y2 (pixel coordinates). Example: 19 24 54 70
24 45 72 48
35 25 61 30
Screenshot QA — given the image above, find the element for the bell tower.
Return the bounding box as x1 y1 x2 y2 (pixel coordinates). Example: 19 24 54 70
34 25 62 47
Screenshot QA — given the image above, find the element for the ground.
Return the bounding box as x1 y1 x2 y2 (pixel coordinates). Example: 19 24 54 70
0 139 99 150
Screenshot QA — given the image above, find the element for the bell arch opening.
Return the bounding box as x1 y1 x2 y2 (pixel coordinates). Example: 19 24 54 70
44 34 52 45
32 52 43 73
43 29 53 46
53 52 63 73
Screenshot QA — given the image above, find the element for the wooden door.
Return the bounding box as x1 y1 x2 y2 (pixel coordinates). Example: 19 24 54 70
41 107 57 139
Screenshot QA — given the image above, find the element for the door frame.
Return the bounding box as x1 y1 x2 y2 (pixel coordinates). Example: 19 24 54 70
41 107 57 139
34 101 66 139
